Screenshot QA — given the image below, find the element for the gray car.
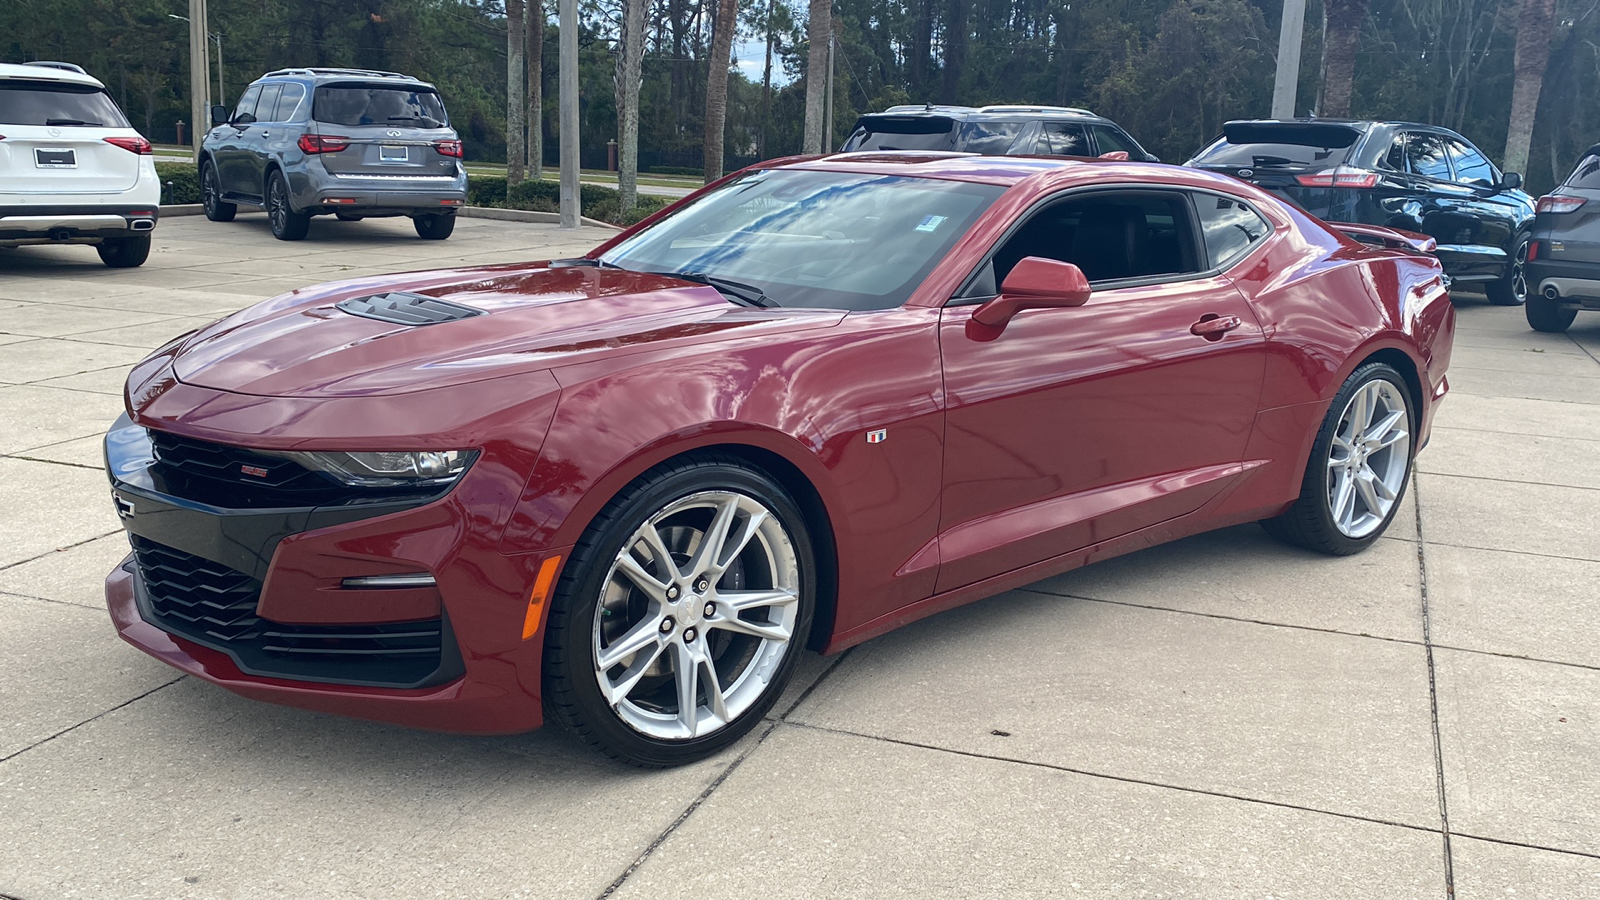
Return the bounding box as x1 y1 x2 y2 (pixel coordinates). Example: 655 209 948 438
199 68 468 241
1525 143 1600 332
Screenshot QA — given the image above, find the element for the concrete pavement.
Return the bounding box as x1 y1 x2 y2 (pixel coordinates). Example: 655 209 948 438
1 220 1597 898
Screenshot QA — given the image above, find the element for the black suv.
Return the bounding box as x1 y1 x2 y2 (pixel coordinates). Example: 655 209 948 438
1187 119 1535 305
839 105 1158 161
1524 144 1600 332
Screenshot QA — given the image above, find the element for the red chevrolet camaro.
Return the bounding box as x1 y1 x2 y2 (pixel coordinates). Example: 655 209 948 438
104 153 1454 766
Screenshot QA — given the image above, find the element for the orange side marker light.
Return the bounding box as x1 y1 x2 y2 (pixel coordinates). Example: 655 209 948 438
521 555 562 640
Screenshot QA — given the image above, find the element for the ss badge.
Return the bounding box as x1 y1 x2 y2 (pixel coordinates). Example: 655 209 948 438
866 429 887 444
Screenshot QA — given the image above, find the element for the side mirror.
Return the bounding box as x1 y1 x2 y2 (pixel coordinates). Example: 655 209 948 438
1097 151 1130 161
1499 172 1522 192
209 105 228 127
233 112 256 126
971 257 1092 327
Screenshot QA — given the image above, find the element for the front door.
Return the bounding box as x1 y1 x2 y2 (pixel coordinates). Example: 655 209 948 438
935 190 1266 593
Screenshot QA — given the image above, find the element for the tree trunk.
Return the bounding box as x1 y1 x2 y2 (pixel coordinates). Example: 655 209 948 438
616 0 646 207
941 0 967 104
760 0 775 159
802 0 830 153
910 0 932 99
703 0 738 181
1319 0 1368 117
507 0 526 184
528 0 544 177
1504 0 1556 176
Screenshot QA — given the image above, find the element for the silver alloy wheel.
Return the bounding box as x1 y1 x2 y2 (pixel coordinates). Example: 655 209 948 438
1511 238 1529 304
268 178 287 232
203 166 218 214
1326 379 1411 538
592 490 800 741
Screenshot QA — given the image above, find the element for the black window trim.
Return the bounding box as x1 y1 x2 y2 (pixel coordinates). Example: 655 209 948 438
945 184 1237 307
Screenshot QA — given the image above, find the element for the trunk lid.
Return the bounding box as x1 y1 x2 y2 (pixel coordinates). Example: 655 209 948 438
0 79 142 194
310 82 459 178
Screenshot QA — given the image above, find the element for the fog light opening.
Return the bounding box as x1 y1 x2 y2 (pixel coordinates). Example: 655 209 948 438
341 573 437 589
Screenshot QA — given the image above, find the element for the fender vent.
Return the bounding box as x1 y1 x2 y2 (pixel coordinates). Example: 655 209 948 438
336 291 485 326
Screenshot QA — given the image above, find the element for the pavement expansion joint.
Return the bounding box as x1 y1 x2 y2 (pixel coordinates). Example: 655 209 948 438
1412 539 1600 566
0 590 104 612
0 530 121 573
1413 478 1456 899
1430 424 1600 446
784 720 1450 837
2 454 102 471
1415 470 1600 492
1566 333 1600 366
0 675 185 766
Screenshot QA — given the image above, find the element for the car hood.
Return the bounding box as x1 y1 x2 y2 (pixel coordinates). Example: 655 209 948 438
170 263 846 398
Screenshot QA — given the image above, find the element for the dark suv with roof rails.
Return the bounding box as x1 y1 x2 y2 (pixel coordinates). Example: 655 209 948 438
839 104 1158 162
1524 144 1600 332
200 67 467 241
1187 118 1535 305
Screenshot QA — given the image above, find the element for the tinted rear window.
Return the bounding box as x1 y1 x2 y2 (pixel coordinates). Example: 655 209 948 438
842 116 957 152
1568 153 1600 189
1191 123 1362 168
312 85 448 127
0 81 129 127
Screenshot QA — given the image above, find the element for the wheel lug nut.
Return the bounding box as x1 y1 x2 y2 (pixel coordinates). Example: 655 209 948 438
660 618 675 634
695 578 709 593
683 627 698 642
704 602 716 617
666 585 680 601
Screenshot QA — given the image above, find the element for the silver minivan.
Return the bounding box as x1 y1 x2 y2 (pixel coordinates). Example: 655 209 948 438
199 68 468 241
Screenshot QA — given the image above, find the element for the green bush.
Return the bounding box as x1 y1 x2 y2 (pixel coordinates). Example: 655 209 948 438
645 166 703 178
465 175 671 225
155 162 200 205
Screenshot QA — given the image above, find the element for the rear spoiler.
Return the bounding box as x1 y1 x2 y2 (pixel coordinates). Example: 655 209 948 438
1328 222 1438 255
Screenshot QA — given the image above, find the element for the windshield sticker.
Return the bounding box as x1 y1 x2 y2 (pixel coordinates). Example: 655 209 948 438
915 215 947 233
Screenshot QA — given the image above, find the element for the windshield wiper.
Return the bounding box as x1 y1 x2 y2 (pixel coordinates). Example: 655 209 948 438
654 271 777 308
45 118 100 126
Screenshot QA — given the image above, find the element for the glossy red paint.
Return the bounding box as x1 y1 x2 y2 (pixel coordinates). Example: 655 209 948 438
107 153 1454 733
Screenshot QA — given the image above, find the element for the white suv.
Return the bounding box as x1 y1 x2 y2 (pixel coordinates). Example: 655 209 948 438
0 61 160 267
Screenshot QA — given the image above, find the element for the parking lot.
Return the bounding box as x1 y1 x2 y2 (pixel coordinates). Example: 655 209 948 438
1 214 1597 899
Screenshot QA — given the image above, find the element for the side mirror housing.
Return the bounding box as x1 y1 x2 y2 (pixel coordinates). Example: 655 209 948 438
1500 172 1522 192
209 105 228 127
1097 150 1130 161
971 257 1093 327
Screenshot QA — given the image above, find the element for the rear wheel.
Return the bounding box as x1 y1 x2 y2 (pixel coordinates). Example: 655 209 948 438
97 234 151 268
543 454 815 767
413 213 455 240
266 170 310 241
1525 293 1578 333
1486 234 1529 306
1262 362 1414 555
201 161 236 222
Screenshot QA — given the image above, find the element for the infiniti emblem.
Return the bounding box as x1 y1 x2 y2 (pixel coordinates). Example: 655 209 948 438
1237 168 1254 178
386 129 402 137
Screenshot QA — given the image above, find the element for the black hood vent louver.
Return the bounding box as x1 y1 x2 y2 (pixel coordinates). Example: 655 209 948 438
336 291 485 326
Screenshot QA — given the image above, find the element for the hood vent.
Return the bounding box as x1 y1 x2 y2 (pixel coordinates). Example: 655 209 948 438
336 291 485 326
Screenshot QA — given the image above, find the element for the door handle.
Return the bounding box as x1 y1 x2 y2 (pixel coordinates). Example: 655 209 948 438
1190 315 1242 340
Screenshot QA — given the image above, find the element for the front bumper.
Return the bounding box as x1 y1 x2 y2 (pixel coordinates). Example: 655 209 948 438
103 413 563 735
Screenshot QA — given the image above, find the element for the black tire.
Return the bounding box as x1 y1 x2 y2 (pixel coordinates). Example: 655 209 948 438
201 160 236 222
543 453 816 767
1486 233 1529 306
1525 293 1577 333
266 170 310 241
1261 362 1415 556
413 213 455 240
96 234 151 268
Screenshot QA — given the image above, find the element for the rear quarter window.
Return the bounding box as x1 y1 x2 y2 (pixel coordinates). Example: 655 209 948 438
1195 194 1271 269
957 121 1028 155
1567 154 1600 189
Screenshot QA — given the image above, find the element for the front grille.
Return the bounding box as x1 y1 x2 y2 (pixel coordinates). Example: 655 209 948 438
131 536 451 688
147 430 436 509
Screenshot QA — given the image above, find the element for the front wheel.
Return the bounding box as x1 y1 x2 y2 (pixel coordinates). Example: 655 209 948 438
1486 234 1529 306
543 454 815 767
413 213 455 240
266 170 310 241
1262 362 1415 555
201 161 236 222
97 234 151 268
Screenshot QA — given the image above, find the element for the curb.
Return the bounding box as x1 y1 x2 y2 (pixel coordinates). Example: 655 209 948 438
155 204 620 230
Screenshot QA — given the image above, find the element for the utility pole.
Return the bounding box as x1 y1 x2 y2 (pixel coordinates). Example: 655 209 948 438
186 0 211 163
213 31 224 108
823 30 835 152
1271 0 1306 118
558 0 579 229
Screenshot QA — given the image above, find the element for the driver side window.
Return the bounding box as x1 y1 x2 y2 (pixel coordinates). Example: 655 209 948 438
231 86 262 124
964 191 1202 297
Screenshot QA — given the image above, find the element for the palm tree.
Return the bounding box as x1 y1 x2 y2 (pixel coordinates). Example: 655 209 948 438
703 0 739 181
507 0 526 184
528 0 544 178
803 0 830 152
1504 0 1556 176
616 0 646 207
1319 0 1369 117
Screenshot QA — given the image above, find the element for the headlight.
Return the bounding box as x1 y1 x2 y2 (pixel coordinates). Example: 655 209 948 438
275 449 477 488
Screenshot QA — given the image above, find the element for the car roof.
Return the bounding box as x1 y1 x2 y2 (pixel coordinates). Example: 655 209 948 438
253 67 434 88
0 62 105 88
864 105 1115 125
1219 117 1469 135
771 151 1245 192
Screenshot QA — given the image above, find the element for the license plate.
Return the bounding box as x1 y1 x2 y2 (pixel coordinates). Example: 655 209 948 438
379 145 409 162
35 148 76 168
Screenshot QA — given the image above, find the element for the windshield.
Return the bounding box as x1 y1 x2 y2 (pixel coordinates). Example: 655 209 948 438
312 85 449 127
0 81 130 127
599 169 1004 310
